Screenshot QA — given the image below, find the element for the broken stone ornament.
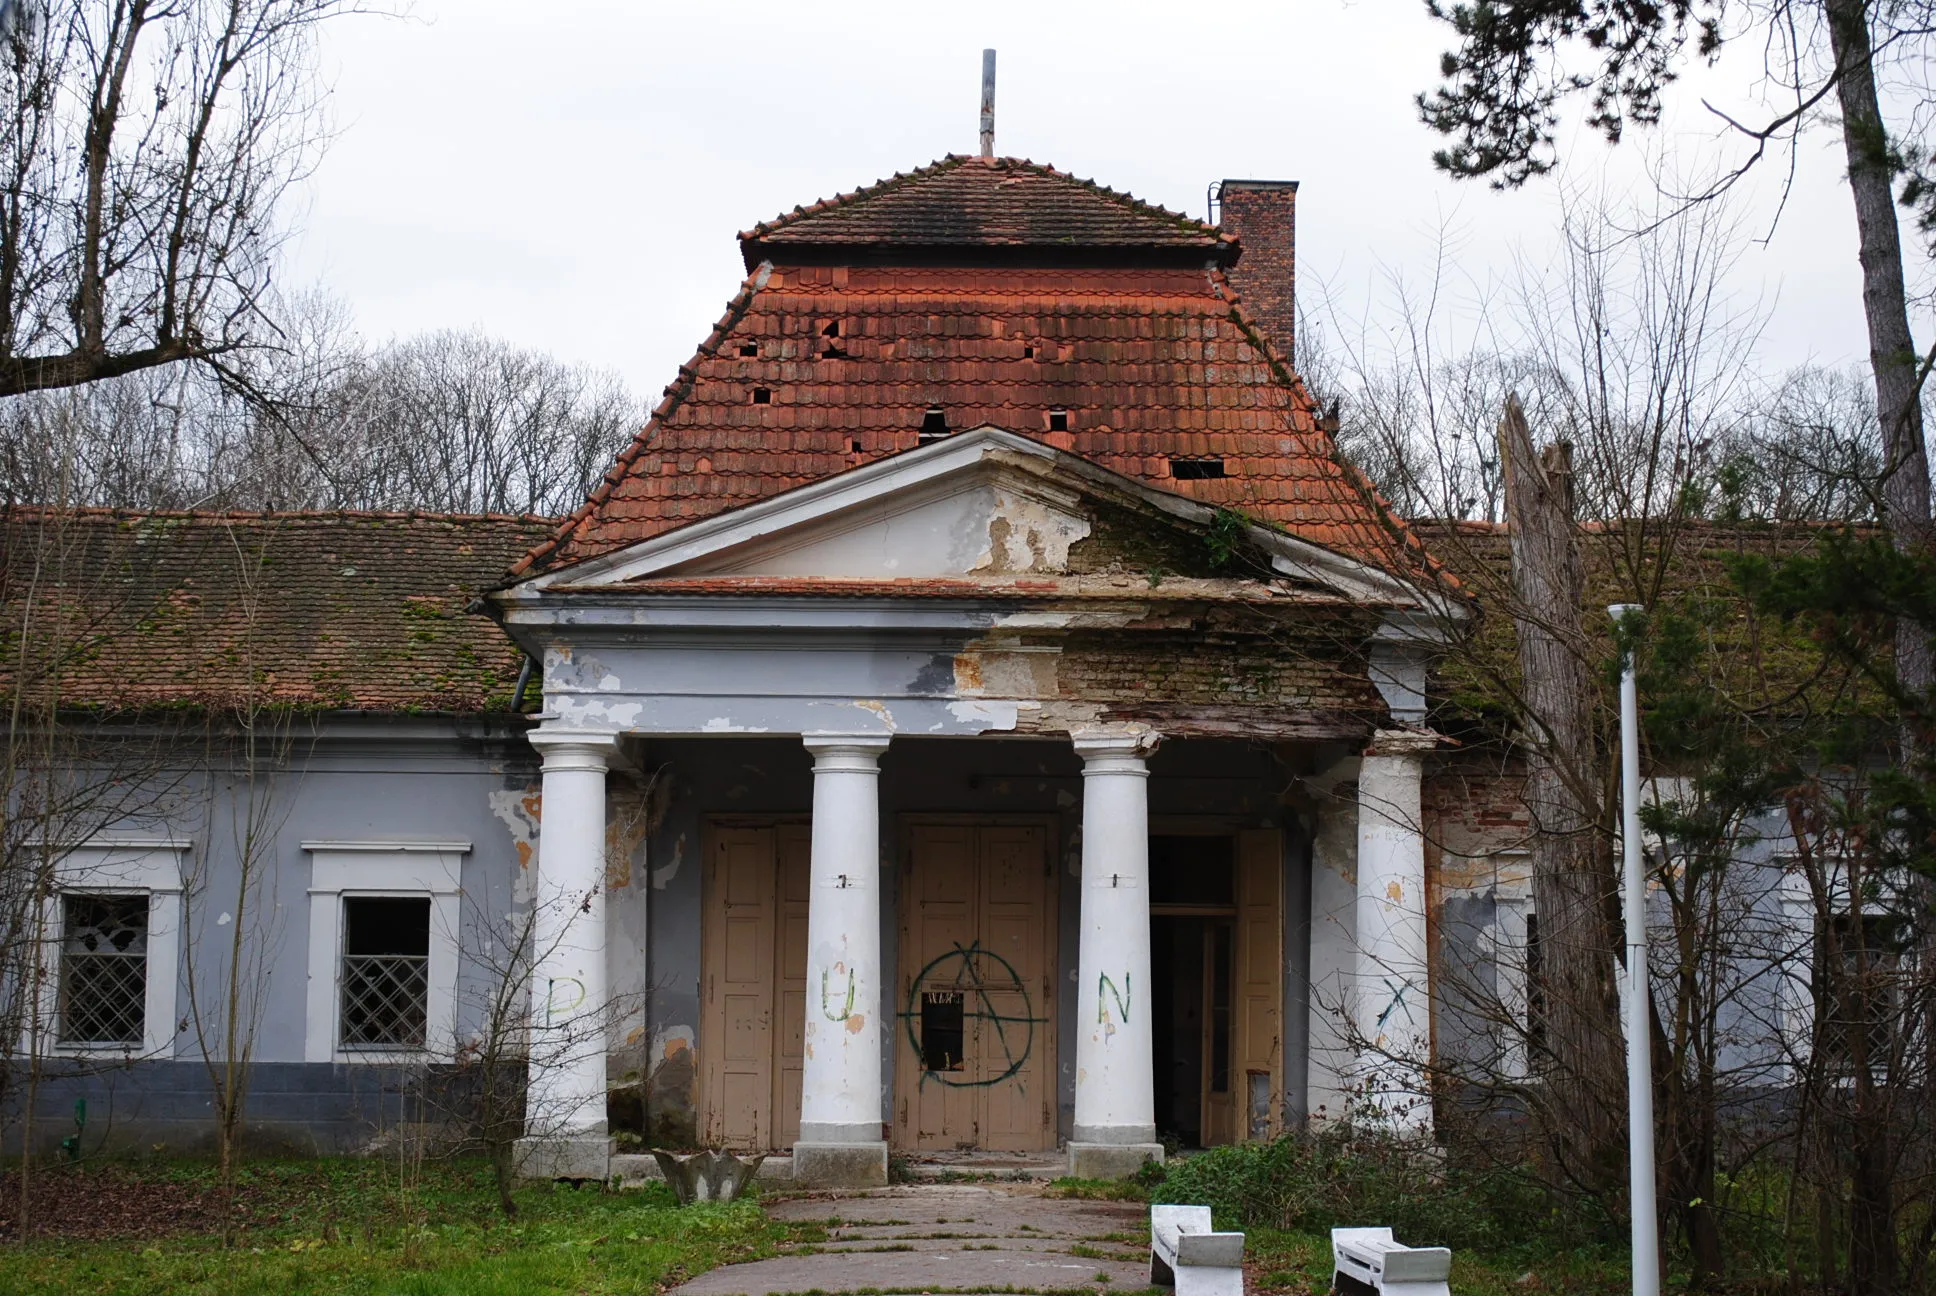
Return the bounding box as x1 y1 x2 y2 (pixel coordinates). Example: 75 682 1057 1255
650 1149 766 1204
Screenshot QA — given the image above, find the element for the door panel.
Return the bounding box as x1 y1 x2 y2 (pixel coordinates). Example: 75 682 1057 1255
774 825 810 1149
896 822 1054 1152
704 829 777 1149
905 826 979 1148
701 824 810 1152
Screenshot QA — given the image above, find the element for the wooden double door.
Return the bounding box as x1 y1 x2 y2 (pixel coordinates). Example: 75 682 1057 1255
698 820 1057 1152
894 822 1057 1152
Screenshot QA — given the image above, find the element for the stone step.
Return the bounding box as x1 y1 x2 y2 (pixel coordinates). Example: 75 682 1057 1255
900 1152 1065 1182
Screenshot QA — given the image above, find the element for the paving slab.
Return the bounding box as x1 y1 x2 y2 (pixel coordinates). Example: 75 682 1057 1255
669 1184 1155 1296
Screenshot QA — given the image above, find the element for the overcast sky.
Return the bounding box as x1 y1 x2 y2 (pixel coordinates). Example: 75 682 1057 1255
286 1 1913 400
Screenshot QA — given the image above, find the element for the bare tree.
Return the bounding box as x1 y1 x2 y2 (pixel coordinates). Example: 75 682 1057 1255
1418 0 1936 701
178 521 308 1242
0 0 363 398
1 499 202 1231
0 308 642 515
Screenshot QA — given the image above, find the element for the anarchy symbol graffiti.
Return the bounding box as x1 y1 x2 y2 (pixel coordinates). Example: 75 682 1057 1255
898 940 1046 1089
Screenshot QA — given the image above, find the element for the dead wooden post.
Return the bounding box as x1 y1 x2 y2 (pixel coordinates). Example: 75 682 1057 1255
1496 393 1626 1190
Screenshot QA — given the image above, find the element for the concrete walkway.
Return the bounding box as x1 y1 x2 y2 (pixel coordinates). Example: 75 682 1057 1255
669 1183 1154 1296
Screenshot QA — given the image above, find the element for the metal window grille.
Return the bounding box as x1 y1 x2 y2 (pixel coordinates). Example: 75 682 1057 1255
339 897 431 1049
1816 913 1913 1083
59 893 148 1045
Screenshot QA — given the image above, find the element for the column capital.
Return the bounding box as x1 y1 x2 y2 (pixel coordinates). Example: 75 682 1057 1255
802 734 891 771
528 729 621 773
1072 728 1161 771
1365 728 1437 760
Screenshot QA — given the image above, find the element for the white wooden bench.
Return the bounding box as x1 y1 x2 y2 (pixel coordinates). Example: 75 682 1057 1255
1331 1226 1452 1296
1150 1204 1246 1296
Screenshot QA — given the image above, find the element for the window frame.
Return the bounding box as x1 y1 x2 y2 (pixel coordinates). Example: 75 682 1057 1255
1477 849 1534 1080
27 838 187 1059
337 895 435 1052
303 841 468 1065
1776 855 1919 1085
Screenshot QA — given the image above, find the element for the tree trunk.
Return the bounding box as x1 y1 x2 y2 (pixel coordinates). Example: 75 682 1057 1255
1823 0 1933 701
1497 396 1628 1195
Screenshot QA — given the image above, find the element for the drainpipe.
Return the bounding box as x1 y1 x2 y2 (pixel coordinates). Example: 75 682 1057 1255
512 655 534 713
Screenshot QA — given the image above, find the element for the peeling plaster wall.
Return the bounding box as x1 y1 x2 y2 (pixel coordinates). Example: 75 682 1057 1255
532 602 1379 745
1423 760 1808 1089
676 480 1092 579
1305 764 1360 1122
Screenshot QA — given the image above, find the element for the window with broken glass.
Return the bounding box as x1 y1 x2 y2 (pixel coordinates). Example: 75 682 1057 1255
339 897 431 1049
59 894 149 1046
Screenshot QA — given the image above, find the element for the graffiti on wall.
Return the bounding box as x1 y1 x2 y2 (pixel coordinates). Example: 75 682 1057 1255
899 940 1044 1088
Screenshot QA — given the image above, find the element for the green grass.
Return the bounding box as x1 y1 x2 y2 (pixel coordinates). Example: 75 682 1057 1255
0 1158 803 1296
1043 1177 1149 1202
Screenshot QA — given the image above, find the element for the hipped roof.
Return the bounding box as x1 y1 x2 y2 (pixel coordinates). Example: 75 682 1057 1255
513 155 1439 589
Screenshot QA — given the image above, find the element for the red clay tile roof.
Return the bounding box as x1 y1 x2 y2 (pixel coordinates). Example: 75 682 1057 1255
739 155 1234 262
512 158 1441 589
3 508 554 714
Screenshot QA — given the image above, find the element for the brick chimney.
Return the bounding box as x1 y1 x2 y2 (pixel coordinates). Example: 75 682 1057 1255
1217 179 1298 361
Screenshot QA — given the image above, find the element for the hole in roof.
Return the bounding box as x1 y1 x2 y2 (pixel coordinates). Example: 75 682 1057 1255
822 342 848 359
1023 344 1036 359
1047 410 1069 433
920 407 949 438
752 387 772 405
850 439 864 453
1171 457 1227 480
738 342 758 357
822 320 841 338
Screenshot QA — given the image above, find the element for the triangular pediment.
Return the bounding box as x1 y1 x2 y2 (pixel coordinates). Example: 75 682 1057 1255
515 426 1431 609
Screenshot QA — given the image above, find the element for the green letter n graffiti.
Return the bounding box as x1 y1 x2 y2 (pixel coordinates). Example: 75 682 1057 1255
1096 973 1132 1025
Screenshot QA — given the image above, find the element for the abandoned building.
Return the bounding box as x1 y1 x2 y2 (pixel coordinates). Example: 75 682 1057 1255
8 153 1674 1185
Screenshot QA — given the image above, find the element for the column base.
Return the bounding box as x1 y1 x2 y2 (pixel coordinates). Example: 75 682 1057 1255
515 1135 614 1182
1066 1141 1165 1180
791 1140 889 1188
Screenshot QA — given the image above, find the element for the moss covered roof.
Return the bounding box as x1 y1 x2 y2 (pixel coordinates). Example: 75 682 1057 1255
2 508 555 715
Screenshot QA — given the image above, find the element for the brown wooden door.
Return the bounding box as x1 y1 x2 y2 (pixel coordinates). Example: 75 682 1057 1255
895 822 1055 1152
700 824 809 1151
1235 828 1284 1140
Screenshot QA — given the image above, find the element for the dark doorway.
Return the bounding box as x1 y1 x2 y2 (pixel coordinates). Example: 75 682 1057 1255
1149 835 1238 1149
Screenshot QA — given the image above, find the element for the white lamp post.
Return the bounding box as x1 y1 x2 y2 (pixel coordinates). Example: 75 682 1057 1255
1609 604 1659 1296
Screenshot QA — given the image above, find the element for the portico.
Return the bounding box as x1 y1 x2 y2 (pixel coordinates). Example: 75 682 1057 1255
491 433 1451 1187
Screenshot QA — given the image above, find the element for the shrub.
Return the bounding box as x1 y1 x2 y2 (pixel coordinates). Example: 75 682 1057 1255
1151 1125 1608 1255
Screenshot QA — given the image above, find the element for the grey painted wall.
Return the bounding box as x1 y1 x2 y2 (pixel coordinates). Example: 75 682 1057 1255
12 716 540 1156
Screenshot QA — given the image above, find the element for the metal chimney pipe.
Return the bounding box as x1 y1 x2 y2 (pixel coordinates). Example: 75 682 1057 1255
980 49 996 158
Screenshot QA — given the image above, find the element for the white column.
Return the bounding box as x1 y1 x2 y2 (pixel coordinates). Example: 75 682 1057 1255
1353 728 1434 1130
795 736 890 1186
1069 730 1164 1177
526 730 619 1147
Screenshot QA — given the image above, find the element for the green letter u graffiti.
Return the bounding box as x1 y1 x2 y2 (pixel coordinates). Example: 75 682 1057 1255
820 967 858 1021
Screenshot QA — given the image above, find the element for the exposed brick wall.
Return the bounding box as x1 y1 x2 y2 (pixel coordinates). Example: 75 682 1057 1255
1218 180 1298 363
1424 750 1533 895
